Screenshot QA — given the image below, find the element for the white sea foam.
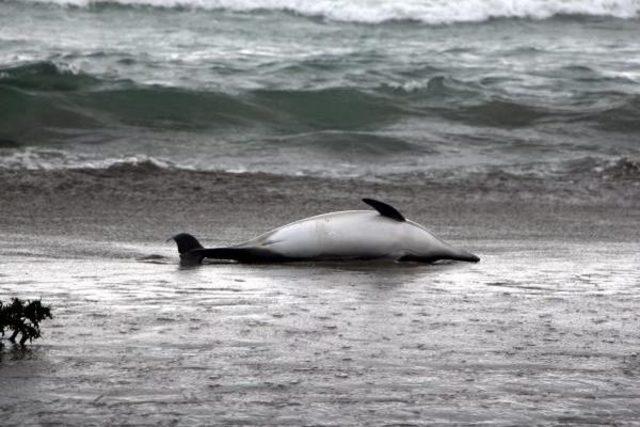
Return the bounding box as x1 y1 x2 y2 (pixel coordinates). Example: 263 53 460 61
0 148 178 170
19 0 640 23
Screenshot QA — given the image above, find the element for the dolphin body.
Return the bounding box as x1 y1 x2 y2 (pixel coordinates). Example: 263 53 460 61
171 199 479 265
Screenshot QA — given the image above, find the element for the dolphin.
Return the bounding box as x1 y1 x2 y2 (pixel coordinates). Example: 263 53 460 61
171 198 479 265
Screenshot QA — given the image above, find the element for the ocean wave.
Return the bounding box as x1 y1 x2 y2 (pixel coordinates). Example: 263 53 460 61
13 0 640 24
0 147 179 170
0 84 399 136
263 131 424 156
589 93 640 132
2 147 638 191
3 61 640 147
0 62 404 135
0 62 271 134
0 62 527 131
446 99 550 128
0 61 102 91
565 156 640 180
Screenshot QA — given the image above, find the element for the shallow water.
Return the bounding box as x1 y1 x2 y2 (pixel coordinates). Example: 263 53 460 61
1 236 639 424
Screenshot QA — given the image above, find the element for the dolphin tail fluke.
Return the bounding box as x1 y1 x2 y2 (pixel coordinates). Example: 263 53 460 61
171 233 204 254
170 233 206 265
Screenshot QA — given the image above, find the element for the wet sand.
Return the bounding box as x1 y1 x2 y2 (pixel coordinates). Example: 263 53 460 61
1 166 640 425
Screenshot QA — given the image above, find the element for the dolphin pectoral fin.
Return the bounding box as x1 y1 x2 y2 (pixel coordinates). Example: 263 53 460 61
398 252 480 263
397 254 441 264
458 252 480 263
362 198 406 222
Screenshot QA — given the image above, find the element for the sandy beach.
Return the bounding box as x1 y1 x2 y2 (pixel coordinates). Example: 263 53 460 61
1 166 639 425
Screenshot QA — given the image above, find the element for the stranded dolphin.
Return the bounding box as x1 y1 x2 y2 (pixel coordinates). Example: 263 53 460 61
171 198 479 265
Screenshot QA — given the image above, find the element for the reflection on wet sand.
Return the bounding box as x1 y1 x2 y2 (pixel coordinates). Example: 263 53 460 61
1 236 639 424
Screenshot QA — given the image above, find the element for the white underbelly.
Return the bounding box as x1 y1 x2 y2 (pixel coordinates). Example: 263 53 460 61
253 211 404 259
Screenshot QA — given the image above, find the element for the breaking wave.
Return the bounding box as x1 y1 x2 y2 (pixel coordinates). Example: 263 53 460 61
4 61 640 139
12 0 640 24
2 143 639 181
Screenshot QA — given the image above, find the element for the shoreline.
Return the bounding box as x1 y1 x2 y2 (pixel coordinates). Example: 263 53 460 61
0 165 638 246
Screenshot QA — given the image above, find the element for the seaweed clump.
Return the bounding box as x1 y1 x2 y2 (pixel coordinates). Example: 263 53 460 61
0 298 52 347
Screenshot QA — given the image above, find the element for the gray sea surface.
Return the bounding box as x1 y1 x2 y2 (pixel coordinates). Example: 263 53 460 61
1 0 640 179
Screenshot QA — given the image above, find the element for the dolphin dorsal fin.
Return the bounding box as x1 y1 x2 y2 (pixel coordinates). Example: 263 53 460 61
362 198 406 222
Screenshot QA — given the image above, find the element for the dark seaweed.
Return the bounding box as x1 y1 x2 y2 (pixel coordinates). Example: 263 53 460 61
0 298 52 347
